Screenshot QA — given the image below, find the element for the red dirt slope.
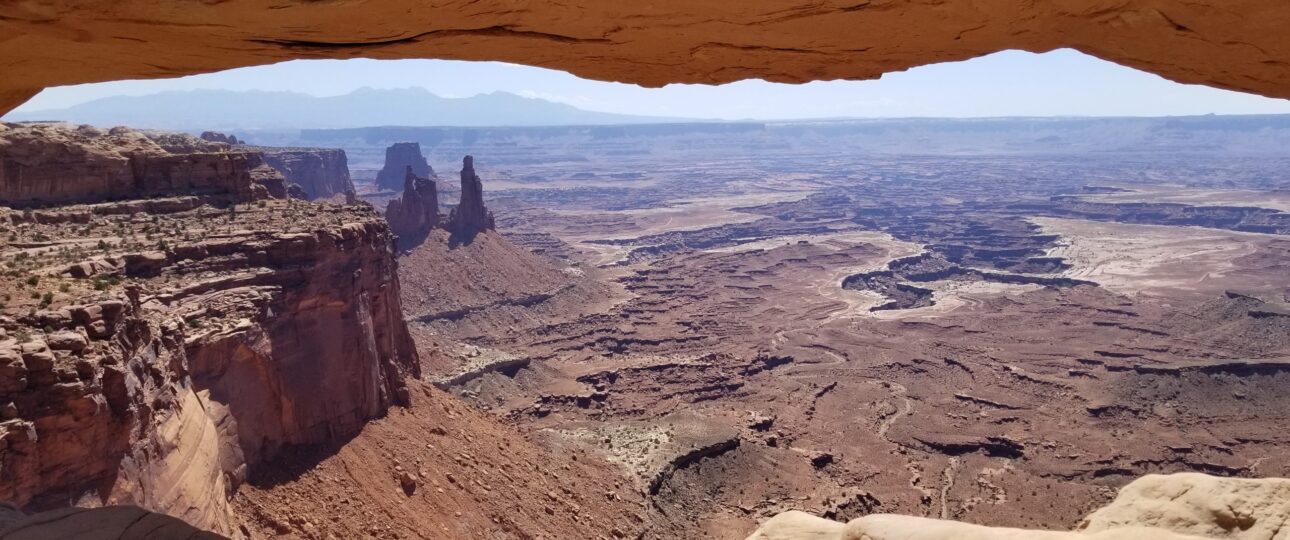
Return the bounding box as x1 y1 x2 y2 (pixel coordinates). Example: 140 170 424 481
234 381 660 540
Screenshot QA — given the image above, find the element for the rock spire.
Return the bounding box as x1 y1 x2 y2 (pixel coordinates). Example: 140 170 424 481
446 155 495 237
385 165 440 250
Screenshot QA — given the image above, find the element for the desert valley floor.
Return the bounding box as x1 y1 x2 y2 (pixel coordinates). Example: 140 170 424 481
350 125 1290 538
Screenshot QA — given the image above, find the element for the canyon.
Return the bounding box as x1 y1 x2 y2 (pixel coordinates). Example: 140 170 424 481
3 0 1290 536
1 114 1290 539
357 120 1290 539
0 123 657 539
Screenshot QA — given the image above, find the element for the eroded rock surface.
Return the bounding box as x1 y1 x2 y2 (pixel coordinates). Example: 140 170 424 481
0 123 278 206
446 155 495 237
746 473 1287 540
0 126 418 535
385 165 440 250
2 1 1290 114
255 147 354 200
1080 473 1290 539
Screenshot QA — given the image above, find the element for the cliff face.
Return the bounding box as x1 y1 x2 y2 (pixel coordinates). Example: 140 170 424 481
0 123 283 206
385 166 440 250
374 143 432 192
257 148 355 200
0 125 418 536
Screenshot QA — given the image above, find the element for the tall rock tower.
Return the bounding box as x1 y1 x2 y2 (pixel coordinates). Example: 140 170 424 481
447 155 496 237
375 142 433 191
384 165 440 250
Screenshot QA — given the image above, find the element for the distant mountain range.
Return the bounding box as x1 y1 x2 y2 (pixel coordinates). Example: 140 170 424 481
2 88 689 130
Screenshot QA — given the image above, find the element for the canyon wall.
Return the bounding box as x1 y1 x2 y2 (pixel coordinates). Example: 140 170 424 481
0 123 418 535
256 147 355 200
0 123 281 206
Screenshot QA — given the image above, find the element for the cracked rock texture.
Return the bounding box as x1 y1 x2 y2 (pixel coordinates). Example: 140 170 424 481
2 1 1290 114
745 473 1290 540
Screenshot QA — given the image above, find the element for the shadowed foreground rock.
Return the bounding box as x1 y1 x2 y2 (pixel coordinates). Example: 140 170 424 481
0 506 226 540
745 473 1290 540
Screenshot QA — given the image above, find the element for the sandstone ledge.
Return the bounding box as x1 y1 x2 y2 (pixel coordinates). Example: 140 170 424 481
746 473 1290 540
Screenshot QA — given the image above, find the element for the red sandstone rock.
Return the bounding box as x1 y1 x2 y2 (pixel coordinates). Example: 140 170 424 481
385 165 440 250
446 155 495 237
2 0 1289 117
0 123 278 206
256 147 355 200
0 126 419 535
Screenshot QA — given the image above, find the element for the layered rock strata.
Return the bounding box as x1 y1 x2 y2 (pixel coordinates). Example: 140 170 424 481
374 142 432 192
0 123 283 207
446 154 495 236
385 165 440 250
255 147 355 200
0 127 419 536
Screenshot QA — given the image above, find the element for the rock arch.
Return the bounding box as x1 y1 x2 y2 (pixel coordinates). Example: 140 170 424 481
2 1 1289 114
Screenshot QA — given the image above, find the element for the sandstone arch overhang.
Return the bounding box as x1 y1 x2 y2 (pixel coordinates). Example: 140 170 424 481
2 0 1290 115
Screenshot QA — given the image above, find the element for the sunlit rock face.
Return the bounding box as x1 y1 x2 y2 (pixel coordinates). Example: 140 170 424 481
0 123 280 206
2 0 1290 114
0 124 419 536
744 473 1290 540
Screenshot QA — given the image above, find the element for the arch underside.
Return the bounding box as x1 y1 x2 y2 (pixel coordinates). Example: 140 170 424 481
1 0 1289 115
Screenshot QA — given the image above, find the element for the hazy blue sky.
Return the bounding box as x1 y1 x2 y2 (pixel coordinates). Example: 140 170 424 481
10 49 1290 119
